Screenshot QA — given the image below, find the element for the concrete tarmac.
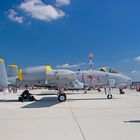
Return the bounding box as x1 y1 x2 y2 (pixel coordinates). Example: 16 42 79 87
0 89 140 140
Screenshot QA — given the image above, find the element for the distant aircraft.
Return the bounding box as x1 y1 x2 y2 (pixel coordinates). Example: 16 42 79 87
0 59 84 102
76 67 132 99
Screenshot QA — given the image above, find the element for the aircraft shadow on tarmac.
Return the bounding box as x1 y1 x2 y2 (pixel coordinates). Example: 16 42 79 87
124 120 140 123
0 99 18 103
21 96 60 109
22 96 116 109
67 98 116 101
32 93 57 96
0 93 116 108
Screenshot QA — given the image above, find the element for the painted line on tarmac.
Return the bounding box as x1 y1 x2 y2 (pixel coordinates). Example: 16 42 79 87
68 102 86 140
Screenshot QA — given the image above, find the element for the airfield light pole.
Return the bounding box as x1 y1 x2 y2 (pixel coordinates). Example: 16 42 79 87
88 53 94 70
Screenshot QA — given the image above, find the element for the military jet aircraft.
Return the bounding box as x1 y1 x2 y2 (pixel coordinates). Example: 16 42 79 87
0 58 84 102
0 58 132 102
76 67 132 99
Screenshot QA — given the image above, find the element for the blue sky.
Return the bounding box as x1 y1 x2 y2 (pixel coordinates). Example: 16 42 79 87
1 0 140 80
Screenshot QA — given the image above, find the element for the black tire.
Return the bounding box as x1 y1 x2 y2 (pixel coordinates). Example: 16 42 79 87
58 94 67 102
18 97 23 102
29 96 35 101
21 90 30 99
107 94 113 99
119 89 125 94
120 92 125 94
84 91 87 94
98 89 101 92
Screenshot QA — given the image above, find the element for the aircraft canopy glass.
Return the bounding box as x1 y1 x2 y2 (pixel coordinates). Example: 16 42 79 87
100 67 119 74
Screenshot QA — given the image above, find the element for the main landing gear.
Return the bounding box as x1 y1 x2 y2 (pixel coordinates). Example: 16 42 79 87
104 87 113 99
18 90 36 102
57 87 67 102
18 88 67 102
119 88 125 94
84 90 87 94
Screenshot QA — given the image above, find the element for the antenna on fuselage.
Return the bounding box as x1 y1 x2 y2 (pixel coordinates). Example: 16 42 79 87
88 53 94 70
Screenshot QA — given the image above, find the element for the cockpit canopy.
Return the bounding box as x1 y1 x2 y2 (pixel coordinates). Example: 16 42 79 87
100 67 119 74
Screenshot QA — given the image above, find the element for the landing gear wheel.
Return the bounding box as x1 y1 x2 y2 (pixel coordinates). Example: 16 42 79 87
120 91 125 94
29 96 35 101
119 89 125 94
97 89 101 92
18 90 35 102
18 97 23 102
84 91 87 94
21 90 30 100
107 94 113 99
58 94 67 102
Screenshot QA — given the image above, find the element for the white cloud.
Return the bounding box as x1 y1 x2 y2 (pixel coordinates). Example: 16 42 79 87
56 0 71 6
57 64 79 69
134 56 140 62
123 59 129 63
19 0 65 21
7 9 24 23
130 70 140 81
57 63 86 69
131 70 139 74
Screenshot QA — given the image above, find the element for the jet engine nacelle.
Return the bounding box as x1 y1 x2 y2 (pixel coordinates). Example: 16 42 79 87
7 65 18 78
18 65 52 81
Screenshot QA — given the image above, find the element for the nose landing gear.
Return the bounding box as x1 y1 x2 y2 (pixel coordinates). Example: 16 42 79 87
104 87 113 99
107 94 113 99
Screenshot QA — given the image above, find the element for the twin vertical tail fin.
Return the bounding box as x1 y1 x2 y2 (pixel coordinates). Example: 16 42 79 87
0 59 8 88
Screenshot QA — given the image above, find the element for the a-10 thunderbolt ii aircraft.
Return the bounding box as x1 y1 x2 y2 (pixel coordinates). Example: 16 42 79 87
0 58 84 102
76 66 132 98
10 65 133 100
0 58 132 102
57 63 133 98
